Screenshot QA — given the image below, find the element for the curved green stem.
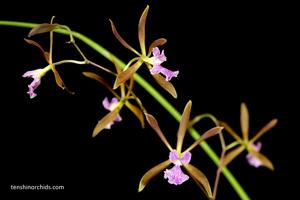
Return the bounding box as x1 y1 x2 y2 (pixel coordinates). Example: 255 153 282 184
0 20 250 200
189 113 219 128
53 59 86 66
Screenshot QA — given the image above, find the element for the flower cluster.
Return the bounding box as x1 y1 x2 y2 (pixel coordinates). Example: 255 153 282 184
19 5 278 200
138 101 223 199
220 103 277 170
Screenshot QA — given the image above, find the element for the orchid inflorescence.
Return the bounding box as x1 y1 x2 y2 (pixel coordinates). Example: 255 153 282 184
21 5 277 199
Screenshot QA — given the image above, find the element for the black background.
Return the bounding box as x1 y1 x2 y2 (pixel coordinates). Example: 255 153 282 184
0 0 297 199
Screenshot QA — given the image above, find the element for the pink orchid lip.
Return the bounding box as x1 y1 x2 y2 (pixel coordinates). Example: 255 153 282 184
246 142 262 168
22 69 43 99
164 150 192 185
180 152 192 164
152 47 167 64
102 97 122 129
150 47 179 81
250 142 262 152
150 65 179 81
246 153 262 168
169 150 191 165
164 165 189 185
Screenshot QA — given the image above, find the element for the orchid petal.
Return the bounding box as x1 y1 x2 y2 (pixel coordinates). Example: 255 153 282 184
219 120 243 142
28 23 59 37
184 127 223 153
125 101 145 128
148 38 167 56
22 68 44 98
138 5 149 55
138 160 171 192
184 163 213 198
113 59 143 89
150 65 179 81
169 150 179 163
250 119 278 143
51 65 74 94
223 145 245 167
92 104 123 137
152 74 177 98
109 19 140 56
82 72 120 98
145 113 172 151
240 103 249 141
180 152 191 164
249 149 274 170
176 101 192 153
24 39 49 62
164 165 189 185
102 97 110 110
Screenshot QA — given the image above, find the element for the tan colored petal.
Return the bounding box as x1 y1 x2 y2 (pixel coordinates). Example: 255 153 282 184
138 5 149 55
145 113 172 151
152 74 177 98
125 101 145 128
52 66 64 90
51 65 74 94
113 59 143 89
250 119 278 143
184 127 223 153
125 76 135 98
119 57 139 96
148 38 167 56
249 150 274 170
112 59 122 74
223 145 245 167
184 163 213 199
109 19 140 56
240 103 249 141
138 160 171 192
82 72 119 98
219 120 242 142
24 39 49 62
176 101 192 153
28 23 59 37
92 104 123 137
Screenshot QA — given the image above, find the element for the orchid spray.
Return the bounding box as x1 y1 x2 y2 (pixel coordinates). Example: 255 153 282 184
0 4 278 200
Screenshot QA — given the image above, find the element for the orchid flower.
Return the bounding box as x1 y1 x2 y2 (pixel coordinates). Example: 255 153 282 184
138 101 223 199
220 103 278 170
82 64 145 137
102 97 122 129
22 67 49 98
150 47 179 81
23 18 71 98
246 142 263 168
110 5 179 98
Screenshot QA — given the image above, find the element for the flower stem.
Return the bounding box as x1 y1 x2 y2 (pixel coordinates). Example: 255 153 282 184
0 20 250 200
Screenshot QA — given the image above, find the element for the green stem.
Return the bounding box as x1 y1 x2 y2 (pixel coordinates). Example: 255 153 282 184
0 20 250 200
53 59 86 66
